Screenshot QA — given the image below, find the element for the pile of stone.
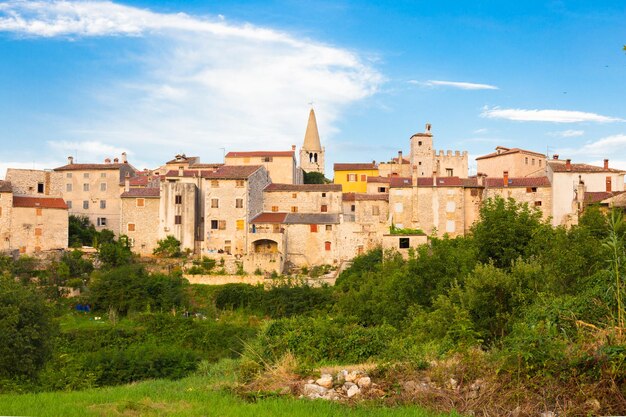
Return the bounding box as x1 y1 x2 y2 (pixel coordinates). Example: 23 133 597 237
301 370 377 400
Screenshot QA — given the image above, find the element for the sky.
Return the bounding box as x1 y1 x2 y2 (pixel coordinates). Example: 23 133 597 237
0 0 625 177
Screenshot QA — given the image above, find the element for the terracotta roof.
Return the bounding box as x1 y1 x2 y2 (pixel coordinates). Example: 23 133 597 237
600 191 626 207
54 163 131 171
334 163 378 171
284 213 340 224
411 132 433 137
12 196 67 209
476 147 545 160
202 165 263 179
0 181 12 193
225 151 295 158
415 177 464 187
485 176 551 188
366 176 391 183
343 193 389 202
121 188 160 198
250 212 288 224
549 161 625 173
264 183 341 192
190 163 223 169
390 177 412 188
164 170 204 178
165 155 199 164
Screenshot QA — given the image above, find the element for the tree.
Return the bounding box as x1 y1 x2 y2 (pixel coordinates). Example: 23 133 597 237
68 215 97 247
303 171 330 184
98 239 133 268
153 235 182 258
0 277 56 382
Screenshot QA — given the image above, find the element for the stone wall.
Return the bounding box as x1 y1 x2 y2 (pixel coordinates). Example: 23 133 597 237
263 190 342 214
121 196 160 255
159 182 197 251
5 169 63 196
10 206 67 253
0 191 13 252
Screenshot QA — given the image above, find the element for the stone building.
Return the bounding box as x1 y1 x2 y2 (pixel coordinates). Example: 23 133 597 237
120 187 160 255
5 168 62 196
299 108 325 175
0 181 14 252
378 152 412 178
476 146 547 178
410 124 468 178
225 150 301 185
263 183 342 214
53 155 136 234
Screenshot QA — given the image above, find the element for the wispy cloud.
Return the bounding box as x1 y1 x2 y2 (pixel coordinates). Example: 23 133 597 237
481 107 623 123
0 1 383 167
556 134 626 159
548 129 585 138
410 80 498 90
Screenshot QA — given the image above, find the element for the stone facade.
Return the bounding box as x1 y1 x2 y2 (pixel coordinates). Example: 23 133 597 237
121 188 160 255
476 147 547 178
0 183 13 252
410 124 468 178
5 168 63 196
263 184 342 214
382 234 428 259
225 151 301 185
159 181 197 252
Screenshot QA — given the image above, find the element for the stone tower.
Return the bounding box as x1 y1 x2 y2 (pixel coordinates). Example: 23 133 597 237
300 108 325 175
410 123 435 177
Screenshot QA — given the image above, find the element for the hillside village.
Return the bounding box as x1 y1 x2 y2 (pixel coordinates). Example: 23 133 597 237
1 108 625 274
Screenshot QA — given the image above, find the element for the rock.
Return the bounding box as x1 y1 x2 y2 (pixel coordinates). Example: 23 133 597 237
342 381 356 393
510 406 521 417
403 380 419 393
303 383 328 397
540 412 556 417
346 384 361 398
307 379 315 384
345 370 363 383
323 390 341 401
316 374 333 388
335 370 347 385
447 378 458 390
357 376 372 389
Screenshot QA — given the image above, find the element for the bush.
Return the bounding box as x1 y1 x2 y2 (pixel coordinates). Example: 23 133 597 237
153 235 182 258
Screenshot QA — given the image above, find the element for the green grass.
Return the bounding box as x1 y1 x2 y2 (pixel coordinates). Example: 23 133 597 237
0 361 458 417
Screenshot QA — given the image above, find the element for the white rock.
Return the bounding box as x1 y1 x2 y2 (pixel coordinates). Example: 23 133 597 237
346 384 361 398
345 370 362 382
448 378 458 390
540 412 556 417
342 381 356 393
316 374 333 388
335 370 347 385
303 383 328 397
356 376 371 389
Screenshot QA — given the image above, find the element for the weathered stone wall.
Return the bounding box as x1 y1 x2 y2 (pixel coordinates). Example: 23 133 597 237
382 234 428 258
0 191 13 252
435 150 469 179
5 169 63 196
121 196 160 255
477 153 546 178
225 155 298 184
10 206 67 253
159 182 197 251
484 185 552 221
378 162 411 178
263 190 342 214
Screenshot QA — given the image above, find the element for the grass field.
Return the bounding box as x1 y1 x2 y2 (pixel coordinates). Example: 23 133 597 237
0 363 458 417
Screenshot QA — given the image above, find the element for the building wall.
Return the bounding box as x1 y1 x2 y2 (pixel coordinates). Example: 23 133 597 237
477 153 546 178
300 148 325 176
0 191 13 252
159 182 197 251
382 234 428 258
5 169 63 196
411 134 434 177
121 197 160 255
333 168 379 193
378 162 411 178
483 186 552 221
225 155 300 184
411 186 465 237
388 187 415 230
435 150 469 179
10 206 67 253
463 187 484 234
263 190 342 214
283 223 341 267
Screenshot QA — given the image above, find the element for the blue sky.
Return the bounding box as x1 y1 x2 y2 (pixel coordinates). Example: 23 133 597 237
0 0 625 177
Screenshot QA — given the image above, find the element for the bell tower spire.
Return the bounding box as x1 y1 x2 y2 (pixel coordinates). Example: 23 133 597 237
300 108 325 174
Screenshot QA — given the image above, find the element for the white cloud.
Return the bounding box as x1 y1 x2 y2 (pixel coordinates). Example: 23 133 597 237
473 128 488 134
410 80 498 90
0 1 382 168
556 134 626 158
481 107 623 123
549 129 585 138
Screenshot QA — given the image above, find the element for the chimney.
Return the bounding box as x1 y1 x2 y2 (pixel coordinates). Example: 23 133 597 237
478 173 486 187
604 159 609 171
565 159 571 171
425 123 432 133
291 145 296 151
433 170 437 187
503 171 509 187
398 151 403 166
576 176 586 208
113 157 119 163
124 172 130 192
553 154 559 160
606 176 612 193
104 158 111 164
122 152 127 163
67 156 74 165
178 166 184 177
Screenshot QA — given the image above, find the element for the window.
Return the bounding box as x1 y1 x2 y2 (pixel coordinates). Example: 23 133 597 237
534 201 542 207
100 173 107 178
66 173 72 178
351 204 355 212
66 184 72 192
136 198 145 207
97 217 107 226
37 183 44 193
539 160 542 167
218 220 226 230
83 183 89 192
291 206 298 213
525 157 529 165
321 192 326 197
418 161 422 166
271 206 279 212
378 187 386 193
99 200 106 209
310 224 318 232
211 180 219 188
236 198 243 208
100 183 107 191
236 180 245 187
321 204 328 212
224 240 232 254
83 173 90 178
292 193 297 198
83 201 89 209
236 219 244 230
34 228 42 236
399 237 410 249
211 198 219 208
262 156 273 162
128 223 135 232
418 141 422 146
211 220 218 229
66 201 72 209
532 158 535 165
324 241 331 251
360 174 366 182
175 195 182 204
36 208 42 216
446 168 453 177
325 225 332 231
526 187 537 193
175 215 182 224
372 206 380 215
347 173 357 182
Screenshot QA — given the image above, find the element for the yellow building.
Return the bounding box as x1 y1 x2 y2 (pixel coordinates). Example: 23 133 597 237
333 163 379 193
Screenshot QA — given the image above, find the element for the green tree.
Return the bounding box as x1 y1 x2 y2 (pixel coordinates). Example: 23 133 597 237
153 235 182 258
68 215 97 247
98 239 133 268
303 171 330 184
0 277 56 382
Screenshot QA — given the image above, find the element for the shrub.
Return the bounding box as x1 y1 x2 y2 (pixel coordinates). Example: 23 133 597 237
153 236 182 258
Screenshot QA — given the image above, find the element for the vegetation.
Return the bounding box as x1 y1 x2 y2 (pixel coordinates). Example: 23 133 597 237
153 235 183 258
303 171 330 184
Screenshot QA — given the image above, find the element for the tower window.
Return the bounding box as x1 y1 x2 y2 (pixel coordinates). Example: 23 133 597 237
418 141 422 146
